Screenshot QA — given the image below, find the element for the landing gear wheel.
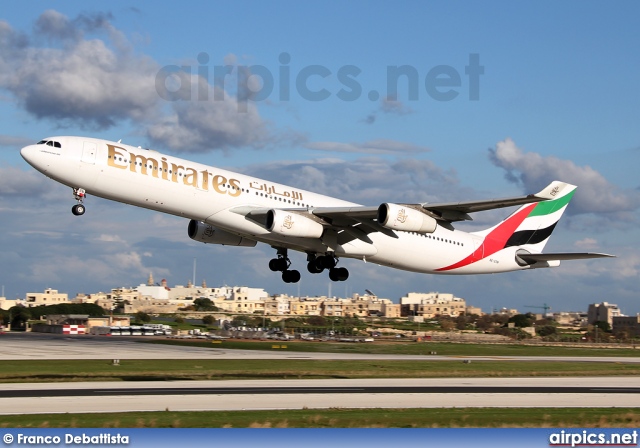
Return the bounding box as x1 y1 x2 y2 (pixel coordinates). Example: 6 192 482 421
307 261 324 274
316 255 337 269
329 267 349 282
282 269 301 283
271 248 294 281
269 258 288 272
71 204 85 216
72 188 87 216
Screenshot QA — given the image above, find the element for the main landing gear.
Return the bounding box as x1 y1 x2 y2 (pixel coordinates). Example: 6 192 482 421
269 250 350 283
307 253 349 282
71 188 86 216
269 248 301 284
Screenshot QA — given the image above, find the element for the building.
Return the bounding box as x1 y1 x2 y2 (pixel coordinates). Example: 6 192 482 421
136 279 170 300
552 312 587 327
0 297 16 310
22 288 69 307
288 297 322 316
211 287 270 314
496 307 519 316
466 305 483 316
612 315 640 337
399 292 467 318
32 314 132 334
588 302 622 327
264 295 292 315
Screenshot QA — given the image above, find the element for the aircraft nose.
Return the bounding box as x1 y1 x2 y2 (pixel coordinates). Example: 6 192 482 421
20 144 37 164
20 144 47 172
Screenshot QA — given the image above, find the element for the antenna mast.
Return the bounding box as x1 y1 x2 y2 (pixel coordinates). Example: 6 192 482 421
193 258 196 287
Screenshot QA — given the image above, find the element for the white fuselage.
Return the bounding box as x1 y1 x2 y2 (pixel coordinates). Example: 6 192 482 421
20 136 530 275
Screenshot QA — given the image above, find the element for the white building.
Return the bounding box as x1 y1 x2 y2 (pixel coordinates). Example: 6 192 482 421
588 302 622 326
399 292 467 317
213 287 270 314
0 297 17 310
22 288 69 307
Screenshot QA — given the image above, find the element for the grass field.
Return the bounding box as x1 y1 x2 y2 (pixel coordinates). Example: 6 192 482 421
144 338 640 357
1 359 640 382
1 408 639 428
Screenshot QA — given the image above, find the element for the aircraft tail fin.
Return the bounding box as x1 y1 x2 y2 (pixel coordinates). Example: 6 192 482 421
473 181 577 253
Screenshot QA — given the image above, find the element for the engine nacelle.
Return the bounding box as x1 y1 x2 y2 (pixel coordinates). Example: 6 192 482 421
187 220 257 247
266 209 324 238
377 203 438 233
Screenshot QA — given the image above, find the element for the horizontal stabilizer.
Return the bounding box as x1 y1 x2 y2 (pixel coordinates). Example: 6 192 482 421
518 252 616 262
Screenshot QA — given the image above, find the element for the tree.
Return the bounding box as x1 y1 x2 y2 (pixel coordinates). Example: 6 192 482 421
307 315 327 326
474 315 494 331
112 299 130 314
26 303 105 319
455 314 468 330
537 325 557 337
134 311 151 323
439 317 454 332
508 314 534 328
9 306 31 331
202 315 215 325
593 321 611 332
193 298 217 311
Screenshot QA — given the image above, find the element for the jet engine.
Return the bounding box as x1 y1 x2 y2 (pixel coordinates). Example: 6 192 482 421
377 203 438 233
188 220 257 247
266 209 324 238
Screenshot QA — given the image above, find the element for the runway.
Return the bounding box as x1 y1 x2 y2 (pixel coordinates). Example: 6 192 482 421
2 333 640 363
1 378 640 414
2 333 640 414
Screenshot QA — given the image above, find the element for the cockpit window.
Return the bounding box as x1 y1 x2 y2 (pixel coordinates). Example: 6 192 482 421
53 141 61 148
37 140 48 145
40 140 61 148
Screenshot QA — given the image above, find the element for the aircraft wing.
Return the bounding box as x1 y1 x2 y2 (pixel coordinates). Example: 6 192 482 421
229 181 578 245
517 252 616 262
311 181 572 224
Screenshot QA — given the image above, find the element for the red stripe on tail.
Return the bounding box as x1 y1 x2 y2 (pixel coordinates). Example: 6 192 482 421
436 203 536 272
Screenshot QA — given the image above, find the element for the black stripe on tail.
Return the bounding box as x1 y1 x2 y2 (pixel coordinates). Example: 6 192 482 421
504 222 557 248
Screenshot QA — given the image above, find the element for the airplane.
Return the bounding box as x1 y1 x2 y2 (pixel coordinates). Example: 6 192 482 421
20 136 614 283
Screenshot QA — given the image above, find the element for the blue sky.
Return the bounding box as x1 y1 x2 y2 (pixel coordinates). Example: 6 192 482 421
1 1 638 314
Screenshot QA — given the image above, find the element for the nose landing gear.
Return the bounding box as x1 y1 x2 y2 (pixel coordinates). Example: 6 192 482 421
71 188 86 216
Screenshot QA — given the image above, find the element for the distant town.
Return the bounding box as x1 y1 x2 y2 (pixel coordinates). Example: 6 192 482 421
1 273 639 341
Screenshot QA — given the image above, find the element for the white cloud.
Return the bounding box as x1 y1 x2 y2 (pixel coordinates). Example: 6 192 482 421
0 11 279 152
146 86 271 152
96 234 126 243
306 139 429 155
364 97 414 124
0 15 159 129
0 166 53 196
0 135 33 148
240 156 467 205
489 138 640 218
574 238 599 250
